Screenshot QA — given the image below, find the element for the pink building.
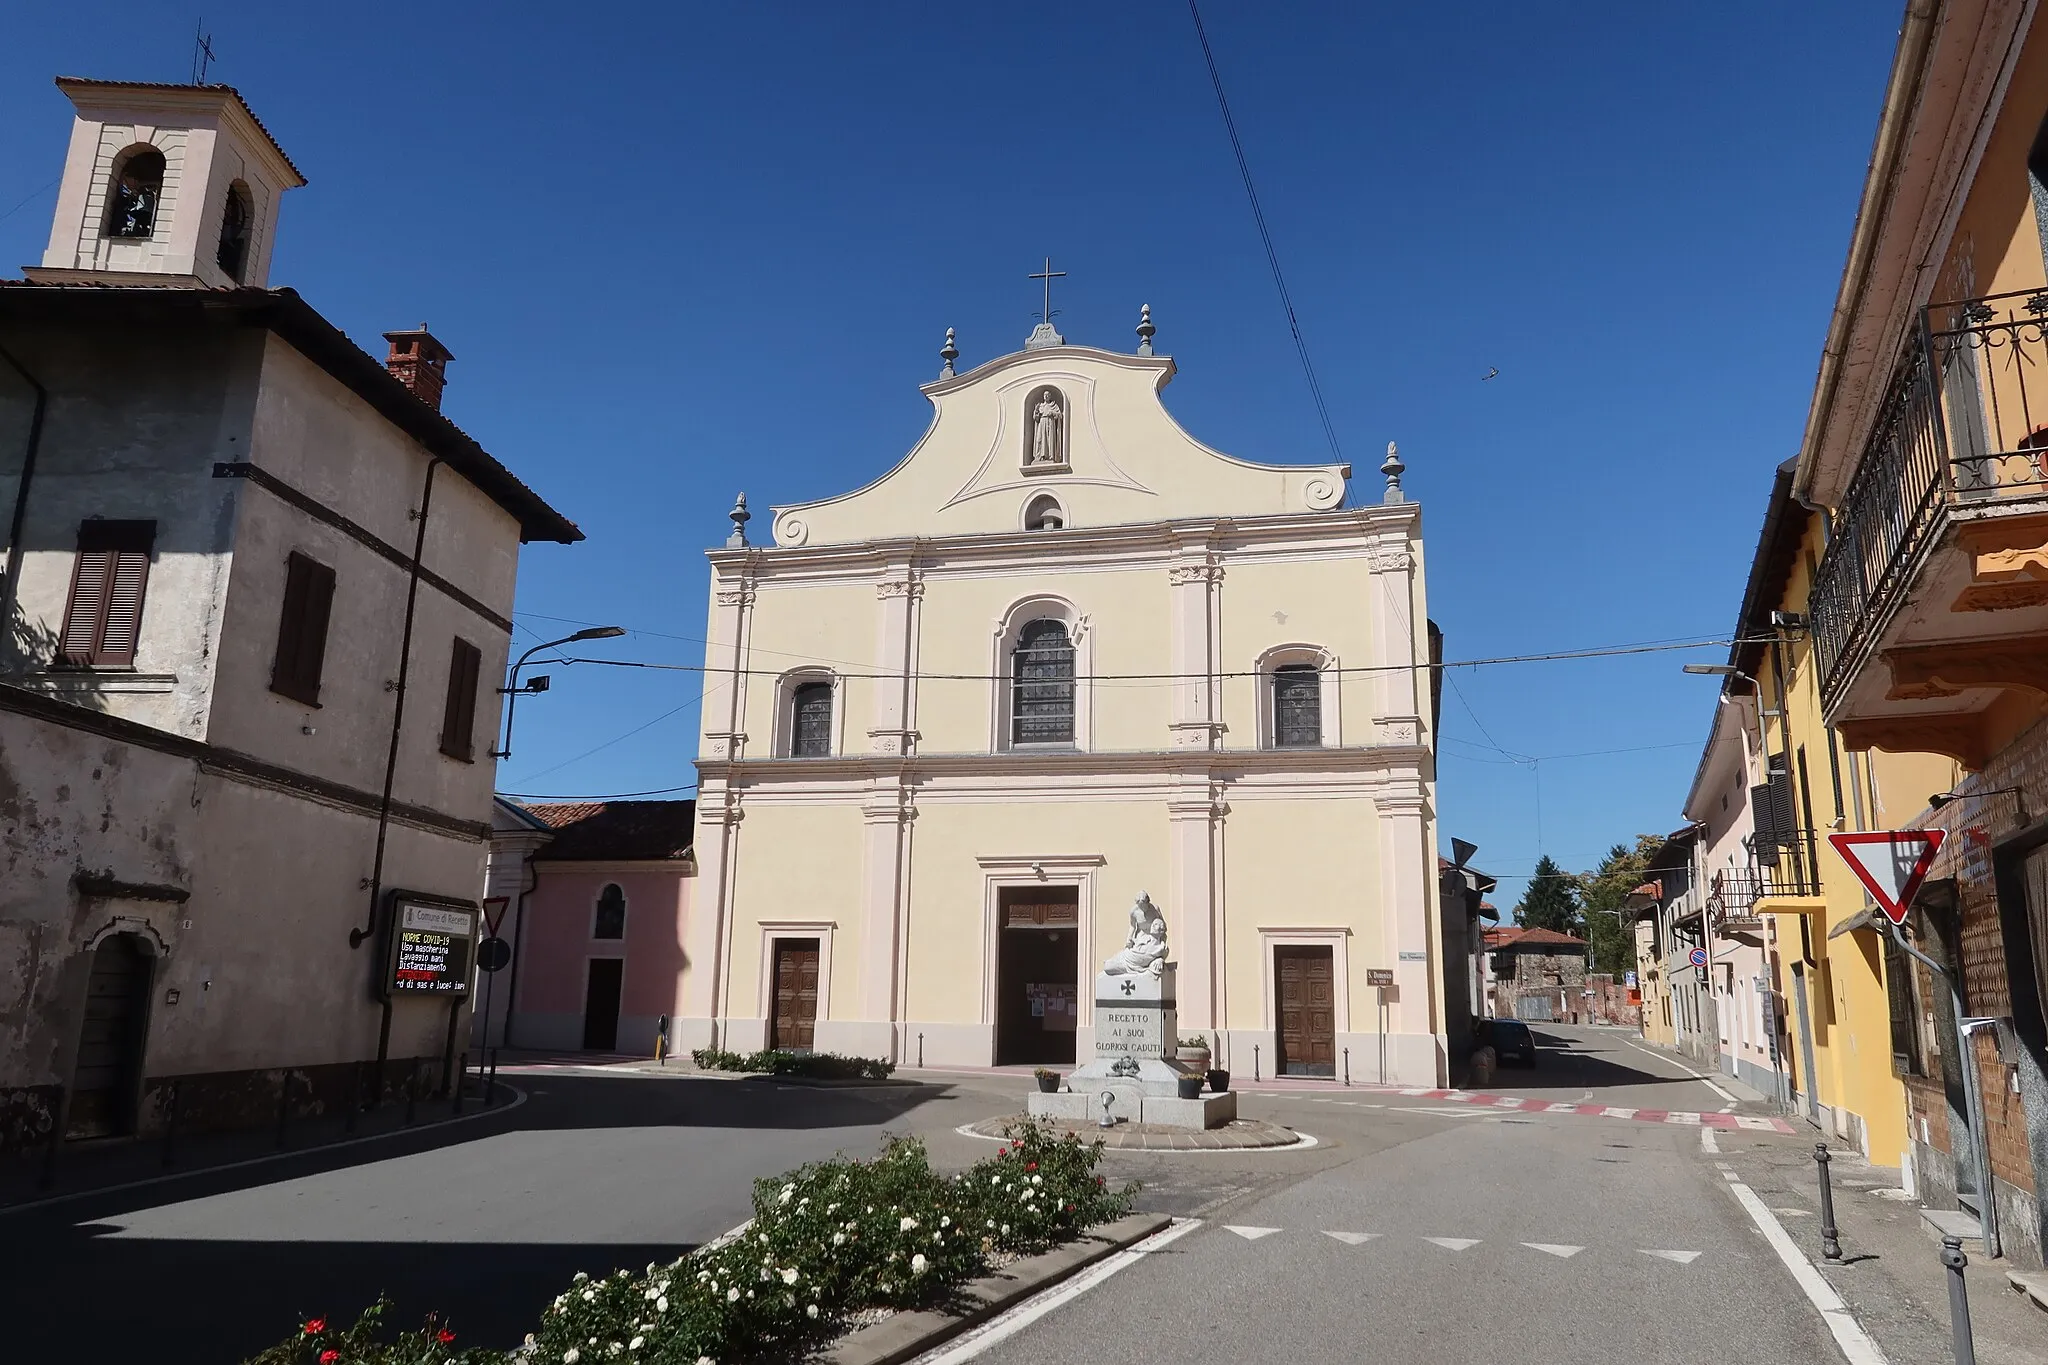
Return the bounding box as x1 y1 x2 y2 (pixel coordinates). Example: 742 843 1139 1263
489 800 696 1054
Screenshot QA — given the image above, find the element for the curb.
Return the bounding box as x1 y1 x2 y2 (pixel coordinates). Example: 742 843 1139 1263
821 1211 1173 1365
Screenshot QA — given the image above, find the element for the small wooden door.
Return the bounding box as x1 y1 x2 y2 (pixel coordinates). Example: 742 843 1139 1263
771 939 820 1052
1275 946 1336 1077
69 934 154 1138
582 958 623 1051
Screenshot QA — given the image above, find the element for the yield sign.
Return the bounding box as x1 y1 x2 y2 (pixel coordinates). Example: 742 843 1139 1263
1828 831 1944 924
482 896 510 936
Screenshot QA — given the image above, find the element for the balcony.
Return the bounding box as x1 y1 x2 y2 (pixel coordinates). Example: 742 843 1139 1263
1811 289 2048 766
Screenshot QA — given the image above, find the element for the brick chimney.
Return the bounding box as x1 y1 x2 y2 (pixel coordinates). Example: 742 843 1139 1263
382 327 454 410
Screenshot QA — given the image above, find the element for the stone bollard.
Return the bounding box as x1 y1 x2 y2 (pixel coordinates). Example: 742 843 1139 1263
1469 1046 1497 1089
1815 1145 1842 1262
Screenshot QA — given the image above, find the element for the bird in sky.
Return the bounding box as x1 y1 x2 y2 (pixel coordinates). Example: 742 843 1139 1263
1482 367 1499 381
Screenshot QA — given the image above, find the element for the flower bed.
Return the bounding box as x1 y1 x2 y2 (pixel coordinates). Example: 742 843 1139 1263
689 1047 894 1081
244 1121 1135 1364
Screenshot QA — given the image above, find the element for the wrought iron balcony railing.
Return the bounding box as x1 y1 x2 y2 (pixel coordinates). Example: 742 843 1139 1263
1811 288 2048 706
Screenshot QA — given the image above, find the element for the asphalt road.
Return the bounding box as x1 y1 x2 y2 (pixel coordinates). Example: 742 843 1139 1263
2 1025 1830 1364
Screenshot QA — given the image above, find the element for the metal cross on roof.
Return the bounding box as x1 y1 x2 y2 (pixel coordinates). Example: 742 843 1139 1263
1029 257 1066 325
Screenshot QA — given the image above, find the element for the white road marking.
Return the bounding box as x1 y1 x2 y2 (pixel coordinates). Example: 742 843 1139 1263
1701 1126 1720 1155
1225 1225 1281 1240
1523 1243 1583 1258
1724 1176 1889 1365
1734 1116 1779 1131
1601 1107 1638 1120
1546 1102 1581 1113
1639 1249 1703 1264
1773 1208 1814 1218
1422 1237 1481 1251
1619 1036 1740 1103
912 1218 1202 1363
1323 1231 1379 1244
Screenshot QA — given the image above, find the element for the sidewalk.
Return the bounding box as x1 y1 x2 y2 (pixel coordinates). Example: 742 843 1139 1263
0 1076 516 1213
1719 1132 2046 1362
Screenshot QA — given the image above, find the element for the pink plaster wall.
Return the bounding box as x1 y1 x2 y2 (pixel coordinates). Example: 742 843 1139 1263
513 863 693 1049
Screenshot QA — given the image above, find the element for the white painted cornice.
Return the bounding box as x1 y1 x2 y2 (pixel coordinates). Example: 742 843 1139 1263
920 345 1177 398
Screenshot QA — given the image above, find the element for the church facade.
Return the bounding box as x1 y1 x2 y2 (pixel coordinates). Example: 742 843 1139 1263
678 312 1447 1083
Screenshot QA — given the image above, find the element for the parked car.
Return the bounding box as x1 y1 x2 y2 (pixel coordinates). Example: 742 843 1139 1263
1477 1017 1538 1067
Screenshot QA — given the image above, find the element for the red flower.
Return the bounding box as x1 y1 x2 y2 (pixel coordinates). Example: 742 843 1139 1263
437 1329 456 1343
319 1352 340 1364
1026 1162 1037 1172
303 1320 327 1335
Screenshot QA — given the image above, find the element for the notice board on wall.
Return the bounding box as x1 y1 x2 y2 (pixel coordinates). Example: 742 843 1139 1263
384 897 478 998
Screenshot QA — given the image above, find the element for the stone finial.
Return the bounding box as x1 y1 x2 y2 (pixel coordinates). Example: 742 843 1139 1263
727 492 751 548
1135 303 1156 356
1381 441 1406 504
939 326 959 378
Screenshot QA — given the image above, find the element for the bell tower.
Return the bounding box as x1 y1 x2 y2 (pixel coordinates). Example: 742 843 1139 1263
26 77 305 289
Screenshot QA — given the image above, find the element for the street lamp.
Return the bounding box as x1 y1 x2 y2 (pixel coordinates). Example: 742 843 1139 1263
491 626 626 760
1681 663 1758 684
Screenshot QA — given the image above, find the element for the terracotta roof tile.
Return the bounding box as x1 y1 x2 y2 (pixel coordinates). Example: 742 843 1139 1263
1483 926 1589 950
521 799 695 861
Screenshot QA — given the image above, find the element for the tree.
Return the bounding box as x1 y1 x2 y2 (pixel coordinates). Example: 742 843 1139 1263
1579 835 1661 976
1515 855 1580 934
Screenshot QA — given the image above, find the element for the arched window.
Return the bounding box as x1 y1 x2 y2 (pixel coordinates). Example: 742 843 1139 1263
1272 664 1322 747
791 681 833 756
594 883 626 939
1011 619 1075 745
217 181 252 281
1024 494 1065 531
105 148 165 240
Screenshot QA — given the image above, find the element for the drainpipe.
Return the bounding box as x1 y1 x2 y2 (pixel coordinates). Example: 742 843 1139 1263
349 456 444 1095
0 339 49 653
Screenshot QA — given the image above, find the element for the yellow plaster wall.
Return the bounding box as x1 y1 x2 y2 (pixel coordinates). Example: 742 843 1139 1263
722 803 866 1018
730 581 882 753
1222 797 1382 1029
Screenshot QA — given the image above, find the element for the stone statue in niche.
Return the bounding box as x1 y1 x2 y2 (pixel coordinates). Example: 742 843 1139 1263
1025 385 1066 467
1102 892 1168 977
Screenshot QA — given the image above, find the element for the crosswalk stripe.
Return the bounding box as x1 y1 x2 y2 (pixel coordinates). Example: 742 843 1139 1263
1323 1231 1379 1245
1225 1225 1281 1240
1422 1237 1481 1251
1640 1249 1703 1263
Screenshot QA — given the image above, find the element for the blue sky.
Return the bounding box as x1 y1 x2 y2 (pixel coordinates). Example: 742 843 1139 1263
1 4 1901 900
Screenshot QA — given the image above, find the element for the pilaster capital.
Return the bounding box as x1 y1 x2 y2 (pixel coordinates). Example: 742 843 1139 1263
702 732 748 761
1366 541 1414 575
867 728 920 756
1167 720 1227 751
876 575 925 601
1372 714 1422 747
1167 561 1225 587
714 586 756 608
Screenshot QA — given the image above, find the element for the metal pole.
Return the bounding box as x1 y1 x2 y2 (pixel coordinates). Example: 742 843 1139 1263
1343 1047 1350 1087
453 1050 468 1116
159 1080 179 1170
918 1032 925 1069
1889 923 2001 1257
1815 1144 1843 1261
37 1086 65 1190
404 1062 418 1126
1253 1043 1261 1083
1941 1234 1977 1365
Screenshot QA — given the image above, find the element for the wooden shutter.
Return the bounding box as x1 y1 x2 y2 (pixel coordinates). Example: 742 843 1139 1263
269 553 336 705
58 520 154 666
439 637 482 761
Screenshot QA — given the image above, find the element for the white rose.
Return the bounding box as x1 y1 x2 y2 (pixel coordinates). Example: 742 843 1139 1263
940 1216 951 1228
832 1232 845 1246
564 1352 580 1365
807 1304 819 1319
630 1338 645 1351
900 1216 918 1232
727 1287 740 1303
911 1254 928 1275
1031 1175 1042 1185
657 1296 669 1312
777 1184 795 1206
780 1267 799 1285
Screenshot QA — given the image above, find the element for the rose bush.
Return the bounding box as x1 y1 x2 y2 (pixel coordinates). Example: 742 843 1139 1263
241 1299 505 1365
688 1048 893 1081
246 1122 1134 1365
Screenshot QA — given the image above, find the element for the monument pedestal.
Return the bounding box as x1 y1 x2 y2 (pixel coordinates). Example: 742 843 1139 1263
1024 964 1236 1130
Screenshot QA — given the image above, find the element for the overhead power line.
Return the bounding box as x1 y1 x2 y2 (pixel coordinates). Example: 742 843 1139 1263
499 784 698 801
1187 0 1343 464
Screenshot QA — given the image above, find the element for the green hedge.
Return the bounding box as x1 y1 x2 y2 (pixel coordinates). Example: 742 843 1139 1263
689 1048 894 1081
244 1122 1135 1365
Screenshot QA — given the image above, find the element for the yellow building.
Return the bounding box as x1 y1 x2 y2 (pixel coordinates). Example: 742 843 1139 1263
1726 464 1953 1167
676 310 1449 1083
1790 0 2048 1266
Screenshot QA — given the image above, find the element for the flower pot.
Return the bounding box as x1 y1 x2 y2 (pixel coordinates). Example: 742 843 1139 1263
1176 1074 1205 1100
1175 1046 1211 1070
1036 1073 1060 1093
1206 1068 1230 1093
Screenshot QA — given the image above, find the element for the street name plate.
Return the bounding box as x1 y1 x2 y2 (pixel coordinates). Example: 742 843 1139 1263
1365 968 1394 987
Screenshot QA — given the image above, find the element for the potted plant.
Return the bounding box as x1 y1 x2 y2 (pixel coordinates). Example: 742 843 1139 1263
1175 1034 1212 1071
1176 1071 1206 1100
1206 1067 1230 1093
1033 1067 1061 1093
